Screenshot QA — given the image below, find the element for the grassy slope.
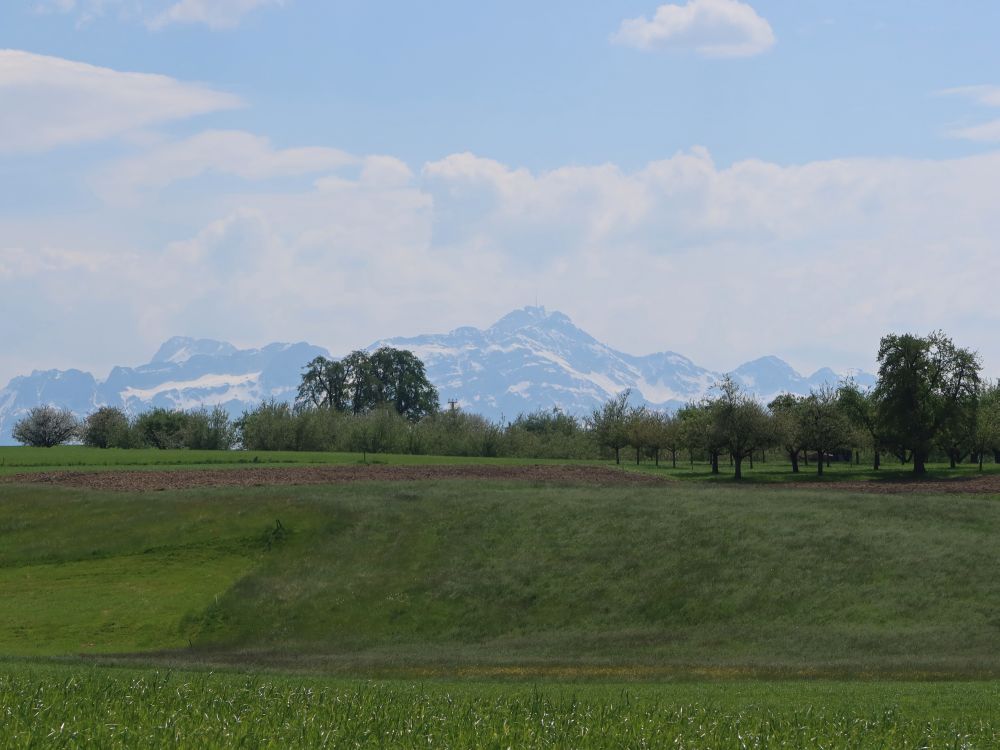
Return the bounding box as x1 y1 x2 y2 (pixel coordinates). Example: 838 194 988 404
3 480 1000 676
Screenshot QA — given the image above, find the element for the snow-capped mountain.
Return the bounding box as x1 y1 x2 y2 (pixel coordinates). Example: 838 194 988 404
372 306 873 420
0 307 874 443
0 340 328 444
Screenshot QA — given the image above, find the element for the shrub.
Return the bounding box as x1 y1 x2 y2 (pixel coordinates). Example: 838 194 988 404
236 400 297 451
81 406 133 449
134 408 191 449
185 406 237 450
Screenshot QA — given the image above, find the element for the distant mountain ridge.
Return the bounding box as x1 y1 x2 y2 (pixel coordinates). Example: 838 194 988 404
372 307 873 419
0 307 874 444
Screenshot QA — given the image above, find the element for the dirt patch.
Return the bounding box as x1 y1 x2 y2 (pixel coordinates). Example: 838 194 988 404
3 464 670 492
782 474 1000 495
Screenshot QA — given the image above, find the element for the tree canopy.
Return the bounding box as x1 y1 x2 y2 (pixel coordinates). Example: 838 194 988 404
873 332 981 475
297 347 439 421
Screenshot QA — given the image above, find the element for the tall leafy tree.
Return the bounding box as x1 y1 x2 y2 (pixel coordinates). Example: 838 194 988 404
873 332 981 475
297 356 348 411
297 348 438 420
368 347 440 421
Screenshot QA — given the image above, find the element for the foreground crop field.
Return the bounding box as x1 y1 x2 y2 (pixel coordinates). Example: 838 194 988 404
2 663 998 749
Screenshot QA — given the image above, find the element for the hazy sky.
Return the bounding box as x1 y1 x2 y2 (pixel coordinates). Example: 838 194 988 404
3 0 1000 384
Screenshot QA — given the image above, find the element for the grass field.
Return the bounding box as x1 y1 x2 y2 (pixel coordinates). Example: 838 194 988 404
3 663 998 748
3 444 998 484
3 477 999 674
4 452 1000 747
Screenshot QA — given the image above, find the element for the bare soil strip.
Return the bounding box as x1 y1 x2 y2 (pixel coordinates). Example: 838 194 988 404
782 474 1000 495
3 464 670 492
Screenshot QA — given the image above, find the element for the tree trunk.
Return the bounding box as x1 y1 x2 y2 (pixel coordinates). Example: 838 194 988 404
873 450 880 471
994 449 1000 464
803 450 809 466
734 455 743 480
790 449 799 474
826 453 831 468
672 450 677 469
749 452 754 470
980 453 984 471
655 448 660 467
636 447 641 466
855 450 860 466
615 446 620 465
949 451 957 469
817 449 824 476
914 451 927 476
711 451 719 475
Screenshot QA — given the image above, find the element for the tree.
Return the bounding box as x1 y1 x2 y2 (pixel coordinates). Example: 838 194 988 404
768 393 807 473
798 386 850 476
640 411 679 468
588 390 632 465
297 357 348 411
874 332 981 475
712 376 769 481
12 406 78 447
972 381 1000 471
625 405 651 465
81 406 132 449
837 381 884 470
368 347 440 421
297 348 438 420
657 412 683 468
676 400 724 474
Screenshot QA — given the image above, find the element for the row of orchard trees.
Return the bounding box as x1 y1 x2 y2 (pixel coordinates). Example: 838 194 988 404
589 332 1000 478
11 404 239 450
12 400 599 459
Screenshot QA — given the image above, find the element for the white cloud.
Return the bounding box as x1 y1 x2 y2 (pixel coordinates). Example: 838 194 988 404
0 50 241 153
6 144 1000 386
34 0 283 29
98 130 357 197
147 0 284 30
613 0 775 57
949 120 1000 143
940 85 1000 142
940 85 1000 108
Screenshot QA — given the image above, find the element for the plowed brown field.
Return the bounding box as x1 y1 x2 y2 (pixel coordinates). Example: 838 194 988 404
3 464 670 492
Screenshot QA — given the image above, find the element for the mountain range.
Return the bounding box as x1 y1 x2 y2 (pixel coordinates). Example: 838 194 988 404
0 307 873 444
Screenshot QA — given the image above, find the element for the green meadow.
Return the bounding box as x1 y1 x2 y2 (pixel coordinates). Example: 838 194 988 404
3 444 997 483
3 454 1000 746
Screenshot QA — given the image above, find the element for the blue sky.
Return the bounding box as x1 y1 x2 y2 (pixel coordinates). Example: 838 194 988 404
3 0 1000 384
